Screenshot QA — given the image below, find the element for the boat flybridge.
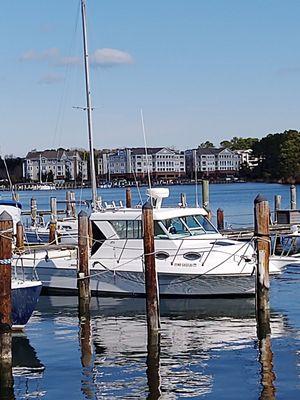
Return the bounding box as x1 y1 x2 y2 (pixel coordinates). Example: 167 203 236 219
15 188 282 296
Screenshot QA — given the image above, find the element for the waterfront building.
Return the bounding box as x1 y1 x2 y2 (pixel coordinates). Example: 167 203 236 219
185 147 240 177
23 149 88 182
234 149 259 170
99 147 186 181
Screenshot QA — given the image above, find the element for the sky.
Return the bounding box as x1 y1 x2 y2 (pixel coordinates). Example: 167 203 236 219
1 0 300 157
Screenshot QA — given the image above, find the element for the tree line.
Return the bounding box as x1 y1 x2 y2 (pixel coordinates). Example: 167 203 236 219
200 130 300 183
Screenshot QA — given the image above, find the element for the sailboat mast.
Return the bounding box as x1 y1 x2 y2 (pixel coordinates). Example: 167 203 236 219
81 0 97 209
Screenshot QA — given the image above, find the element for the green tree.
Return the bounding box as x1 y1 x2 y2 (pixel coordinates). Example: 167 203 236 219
199 141 214 148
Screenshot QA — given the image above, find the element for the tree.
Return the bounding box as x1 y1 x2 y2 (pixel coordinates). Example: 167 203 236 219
199 141 214 148
220 137 258 150
47 170 54 182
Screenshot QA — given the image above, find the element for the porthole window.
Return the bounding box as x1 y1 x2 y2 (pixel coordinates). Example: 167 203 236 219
155 251 170 260
183 252 202 261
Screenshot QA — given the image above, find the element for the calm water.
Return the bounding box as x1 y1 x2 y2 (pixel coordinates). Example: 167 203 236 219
2 182 300 399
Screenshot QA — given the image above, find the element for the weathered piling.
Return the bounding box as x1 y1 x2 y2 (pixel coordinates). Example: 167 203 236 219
290 185 297 210
30 197 37 226
0 212 13 364
274 195 281 214
16 221 24 252
49 217 57 244
50 197 57 221
180 193 187 207
126 188 132 208
202 180 209 211
66 191 72 217
217 208 224 230
254 195 270 313
70 192 76 218
142 201 160 335
78 211 90 300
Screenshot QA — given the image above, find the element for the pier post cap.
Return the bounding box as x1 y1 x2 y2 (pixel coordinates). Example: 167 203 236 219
142 200 153 211
290 184 296 188
78 210 88 218
16 221 23 226
217 208 223 212
254 194 267 204
0 211 13 222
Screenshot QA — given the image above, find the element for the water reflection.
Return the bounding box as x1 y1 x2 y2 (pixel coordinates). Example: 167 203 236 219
257 307 276 400
0 333 14 400
12 333 45 400
146 332 161 400
25 296 290 398
78 297 95 399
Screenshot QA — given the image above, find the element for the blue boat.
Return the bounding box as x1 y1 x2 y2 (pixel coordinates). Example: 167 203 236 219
12 279 42 329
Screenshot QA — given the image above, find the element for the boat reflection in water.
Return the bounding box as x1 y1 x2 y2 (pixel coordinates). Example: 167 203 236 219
38 296 281 398
12 334 45 399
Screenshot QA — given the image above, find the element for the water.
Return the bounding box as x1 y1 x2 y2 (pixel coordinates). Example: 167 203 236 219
2 182 300 399
2 181 300 227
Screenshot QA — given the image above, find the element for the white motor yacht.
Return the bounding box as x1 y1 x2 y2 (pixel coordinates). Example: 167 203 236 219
18 188 282 297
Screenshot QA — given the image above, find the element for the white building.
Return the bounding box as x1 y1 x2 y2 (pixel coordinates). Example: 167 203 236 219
23 149 88 182
185 147 240 176
234 149 259 169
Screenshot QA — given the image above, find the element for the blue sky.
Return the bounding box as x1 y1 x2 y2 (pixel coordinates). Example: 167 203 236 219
1 0 300 156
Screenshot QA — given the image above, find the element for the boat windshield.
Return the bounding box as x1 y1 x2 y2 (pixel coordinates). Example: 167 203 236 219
159 214 218 237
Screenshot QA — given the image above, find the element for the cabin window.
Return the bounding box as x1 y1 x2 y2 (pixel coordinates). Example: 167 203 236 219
110 220 142 239
159 214 217 237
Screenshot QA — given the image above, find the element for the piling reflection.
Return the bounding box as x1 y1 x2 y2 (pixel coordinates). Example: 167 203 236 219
146 332 161 400
0 330 14 400
34 295 288 398
257 308 276 400
78 298 95 399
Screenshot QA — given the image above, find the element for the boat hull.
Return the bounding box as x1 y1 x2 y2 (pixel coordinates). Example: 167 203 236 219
12 281 42 329
21 263 255 297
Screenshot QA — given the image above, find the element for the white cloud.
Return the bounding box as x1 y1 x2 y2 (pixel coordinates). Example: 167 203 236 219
20 47 133 68
56 56 81 66
20 48 60 62
38 73 64 85
90 48 134 67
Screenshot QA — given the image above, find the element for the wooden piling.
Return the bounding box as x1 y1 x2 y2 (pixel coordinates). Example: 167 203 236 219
49 217 57 244
70 192 76 218
142 201 160 335
274 195 281 224
30 198 37 227
50 197 57 221
217 208 224 230
202 180 209 211
254 195 270 313
78 211 90 299
66 191 72 217
0 211 13 365
16 221 24 252
180 193 187 208
126 187 132 208
290 185 296 210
